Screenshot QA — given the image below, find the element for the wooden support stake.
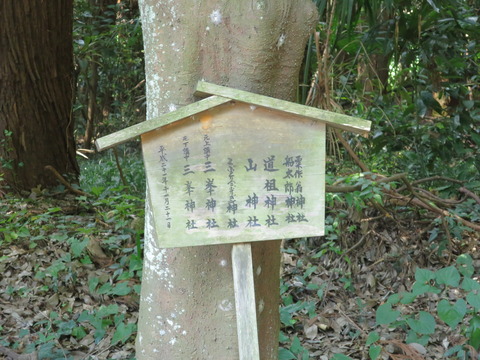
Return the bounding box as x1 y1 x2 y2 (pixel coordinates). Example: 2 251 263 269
231 243 260 360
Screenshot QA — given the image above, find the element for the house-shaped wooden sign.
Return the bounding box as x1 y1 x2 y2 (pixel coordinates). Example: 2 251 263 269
96 81 371 248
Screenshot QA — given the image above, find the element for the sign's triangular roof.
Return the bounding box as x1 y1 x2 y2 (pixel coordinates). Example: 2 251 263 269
195 81 370 134
96 81 371 151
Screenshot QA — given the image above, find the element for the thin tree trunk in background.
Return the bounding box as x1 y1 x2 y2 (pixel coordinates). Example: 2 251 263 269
0 1 78 190
137 1 317 358
83 59 99 149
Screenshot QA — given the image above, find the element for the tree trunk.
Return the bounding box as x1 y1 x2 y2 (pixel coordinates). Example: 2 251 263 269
137 1 317 359
83 58 99 149
0 1 79 190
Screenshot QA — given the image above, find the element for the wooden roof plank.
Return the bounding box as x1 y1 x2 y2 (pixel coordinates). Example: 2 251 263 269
195 81 371 134
95 95 231 151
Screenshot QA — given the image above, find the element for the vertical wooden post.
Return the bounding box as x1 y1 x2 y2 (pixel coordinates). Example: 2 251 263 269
232 243 260 360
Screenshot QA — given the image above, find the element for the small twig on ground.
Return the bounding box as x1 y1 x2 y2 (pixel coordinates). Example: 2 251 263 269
343 232 371 257
362 257 387 272
335 305 367 336
45 165 89 197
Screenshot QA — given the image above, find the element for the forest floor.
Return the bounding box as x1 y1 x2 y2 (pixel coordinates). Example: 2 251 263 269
0 192 478 360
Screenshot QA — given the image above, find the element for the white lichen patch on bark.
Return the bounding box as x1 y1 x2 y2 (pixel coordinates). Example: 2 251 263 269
220 259 228 267
151 305 187 346
209 9 222 25
258 298 265 314
276 33 286 49
143 198 173 289
219 299 234 312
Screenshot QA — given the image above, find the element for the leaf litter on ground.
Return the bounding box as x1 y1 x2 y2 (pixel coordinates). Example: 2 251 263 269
0 188 479 359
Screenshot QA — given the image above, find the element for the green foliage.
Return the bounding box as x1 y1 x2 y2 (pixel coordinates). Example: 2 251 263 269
332 255 480 359
0 153 144 356
73 0 144 141
279 334 309 360
305 0 479 183
79 147 146 196
373 255 479 358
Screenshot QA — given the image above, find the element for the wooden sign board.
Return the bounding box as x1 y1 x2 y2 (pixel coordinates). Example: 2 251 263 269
141 102 325 248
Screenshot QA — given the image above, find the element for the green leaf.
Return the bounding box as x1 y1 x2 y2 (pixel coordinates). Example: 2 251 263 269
72 326 87 339
436 266 460 287
70 237 89 258
88 277 99 293
97 304 119 318
412 268 439 295
304 266 317 278
462 277 480 291
111 322 136 345
387 293 400 305
369 345 382 360
406 330 430 346
399 292 417 304
279 331 289 343
466 292 480 311
278 348 296 360
77 310 93 323
376 303 400 325
437 299 467 328
468 316 480 349
415 268 435 283
290 336 304 354
111 282 132 296
306 283 320 291
366 331 380 346
280 302 305 327
412 281 439 296
457 254 474 277
97 282 113 295
406 311 435 335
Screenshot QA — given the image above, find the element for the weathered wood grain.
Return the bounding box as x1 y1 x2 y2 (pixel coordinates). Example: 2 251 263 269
232 243 260 360
95 96 231 151
195 81 371 134
141 102 326 248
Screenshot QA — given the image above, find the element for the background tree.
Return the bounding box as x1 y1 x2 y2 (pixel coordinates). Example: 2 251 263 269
0 1 79 190
73 0 144 149
136 0 317 358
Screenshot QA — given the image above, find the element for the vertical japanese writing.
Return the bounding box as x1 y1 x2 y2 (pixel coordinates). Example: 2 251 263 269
226 158 238 228
263 155 279 172
182 136 194 176
158 145 171 228
283 154 308 223
158 131 315 234
203 134 215 173
244 158 257 171
184 181 195 213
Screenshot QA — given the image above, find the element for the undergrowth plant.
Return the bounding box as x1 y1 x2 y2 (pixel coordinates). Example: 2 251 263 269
0 151 145 358
334 254 480 360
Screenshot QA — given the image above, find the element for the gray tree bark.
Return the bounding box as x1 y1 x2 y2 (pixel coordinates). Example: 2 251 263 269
137 1 317 358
